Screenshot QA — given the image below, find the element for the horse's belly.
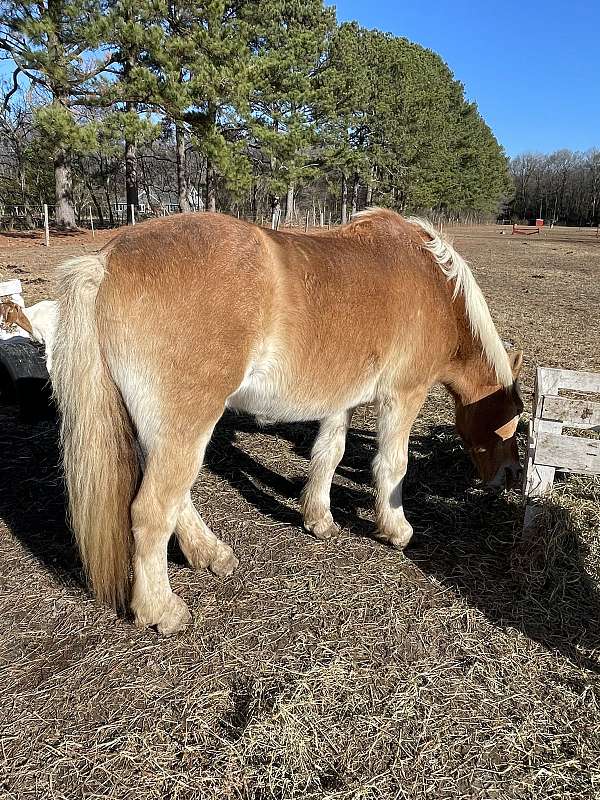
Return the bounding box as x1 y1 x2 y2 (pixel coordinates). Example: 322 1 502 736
226 349 377 422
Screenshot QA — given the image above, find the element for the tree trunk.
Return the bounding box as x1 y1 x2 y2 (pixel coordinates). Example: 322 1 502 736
204 103 218 212
54 148 77 230
284 183 295 225
340 172 348 225
351 172 360 216
175 121 191 213
104 185 115 226
205 159 216 212
251 182 258 222
88 190 104 226
125 132 139 224
366 165 375 206
271 194 281 229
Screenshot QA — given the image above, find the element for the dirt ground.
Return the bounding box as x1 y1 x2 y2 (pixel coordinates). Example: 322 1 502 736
0 222 599 800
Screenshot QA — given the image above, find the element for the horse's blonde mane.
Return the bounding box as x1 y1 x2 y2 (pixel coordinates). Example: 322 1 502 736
350 209 513 386
405 216 513 387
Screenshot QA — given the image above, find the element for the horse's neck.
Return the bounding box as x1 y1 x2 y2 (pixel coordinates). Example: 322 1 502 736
444 350 500 405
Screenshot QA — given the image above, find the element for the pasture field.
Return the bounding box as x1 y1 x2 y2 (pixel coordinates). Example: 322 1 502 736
0 223 599 800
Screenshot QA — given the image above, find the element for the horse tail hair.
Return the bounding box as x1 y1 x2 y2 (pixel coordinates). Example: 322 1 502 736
52 255 139 610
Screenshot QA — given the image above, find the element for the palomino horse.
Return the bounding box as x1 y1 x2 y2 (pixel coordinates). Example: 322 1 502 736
53 209 523 634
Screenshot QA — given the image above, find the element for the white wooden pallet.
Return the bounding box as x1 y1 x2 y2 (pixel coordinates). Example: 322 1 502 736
523 367 600 527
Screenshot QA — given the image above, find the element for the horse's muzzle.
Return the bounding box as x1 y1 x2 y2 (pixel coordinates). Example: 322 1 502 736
486 462 522 493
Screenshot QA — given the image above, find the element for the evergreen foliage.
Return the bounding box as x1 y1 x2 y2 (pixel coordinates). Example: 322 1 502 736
0 2 513 226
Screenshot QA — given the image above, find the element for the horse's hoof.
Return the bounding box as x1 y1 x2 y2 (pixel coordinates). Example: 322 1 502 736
209 542 239 577
133 592 191 636
377 524 413 550
156 594 192 636
305 511 339 541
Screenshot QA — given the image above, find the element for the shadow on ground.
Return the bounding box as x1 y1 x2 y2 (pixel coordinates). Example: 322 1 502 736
0 228 95 241
0 407 79 583
207 412 600 672
1 403 598 671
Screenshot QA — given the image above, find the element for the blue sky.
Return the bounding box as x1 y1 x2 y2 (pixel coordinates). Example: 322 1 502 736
333 0 599 157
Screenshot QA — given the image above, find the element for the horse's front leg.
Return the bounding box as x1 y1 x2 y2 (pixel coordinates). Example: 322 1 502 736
302 409 353 540
373 389 427 549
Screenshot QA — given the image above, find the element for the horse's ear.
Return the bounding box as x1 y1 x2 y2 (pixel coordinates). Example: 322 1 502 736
16 308 34 336
508 349 523 379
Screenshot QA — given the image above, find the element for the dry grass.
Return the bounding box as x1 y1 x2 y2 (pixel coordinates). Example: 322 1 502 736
0 223 599 799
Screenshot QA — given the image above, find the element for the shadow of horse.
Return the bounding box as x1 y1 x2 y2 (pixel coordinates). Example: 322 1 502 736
0 410 79 585
1 404 598 671
206 412 600 672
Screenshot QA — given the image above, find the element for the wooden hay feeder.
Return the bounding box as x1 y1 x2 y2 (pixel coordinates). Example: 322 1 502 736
523 366 600 527
512 224 541 236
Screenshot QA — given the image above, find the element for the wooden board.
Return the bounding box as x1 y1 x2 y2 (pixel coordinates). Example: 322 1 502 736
512 226 540 236
536 367 600 395
535 431 600 475
524 419 561 498
0 279 22 297
524 366 600 528
542 395 600 429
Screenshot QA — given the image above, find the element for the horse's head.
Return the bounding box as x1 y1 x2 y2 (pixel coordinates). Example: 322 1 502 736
0 299 33 336
454 350 525 490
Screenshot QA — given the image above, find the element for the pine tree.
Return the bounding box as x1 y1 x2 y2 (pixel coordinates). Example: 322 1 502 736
245 0 335 223
0 0 108 228
315 22 375 221
143 0 197 212
103 0 165 221
0 5 515 226
321 28 511 216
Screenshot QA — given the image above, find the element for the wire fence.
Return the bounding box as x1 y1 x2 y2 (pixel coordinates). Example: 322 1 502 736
1 201 567 248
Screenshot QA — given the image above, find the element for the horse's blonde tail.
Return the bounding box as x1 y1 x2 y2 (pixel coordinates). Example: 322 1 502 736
52 255 139 609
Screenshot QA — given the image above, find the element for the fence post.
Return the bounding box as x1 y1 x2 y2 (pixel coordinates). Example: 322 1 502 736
328 212 332 230
89 206 95 238
304 210 309 232
43 204 49 247
130 204 136 226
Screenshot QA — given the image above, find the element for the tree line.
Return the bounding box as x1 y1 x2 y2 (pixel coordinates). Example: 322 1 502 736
0 1 512 229
509 149 600 227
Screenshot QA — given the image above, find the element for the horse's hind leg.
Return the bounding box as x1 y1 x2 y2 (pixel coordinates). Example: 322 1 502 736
130 423 218 635
302 409 353 540
175 492 238 577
